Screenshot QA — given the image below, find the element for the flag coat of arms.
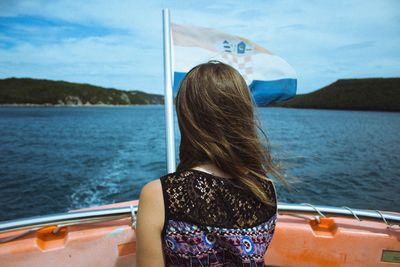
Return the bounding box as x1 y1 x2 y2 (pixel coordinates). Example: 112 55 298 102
171 23 297 106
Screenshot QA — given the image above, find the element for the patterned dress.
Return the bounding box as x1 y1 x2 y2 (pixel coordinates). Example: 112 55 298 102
160 169 277 267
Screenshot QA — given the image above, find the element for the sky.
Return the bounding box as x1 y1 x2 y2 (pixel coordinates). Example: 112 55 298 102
0 0 399 95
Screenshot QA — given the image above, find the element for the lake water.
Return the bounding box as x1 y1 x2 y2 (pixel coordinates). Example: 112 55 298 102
0 106 399 221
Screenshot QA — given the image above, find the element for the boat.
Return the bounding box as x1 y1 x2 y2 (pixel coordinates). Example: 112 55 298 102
1 201 399 266
1 9 399 267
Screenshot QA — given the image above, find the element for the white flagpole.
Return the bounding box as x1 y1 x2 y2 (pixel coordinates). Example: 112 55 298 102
162 8 176 173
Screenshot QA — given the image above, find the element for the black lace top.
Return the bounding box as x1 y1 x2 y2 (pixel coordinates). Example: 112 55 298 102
160 169 277 267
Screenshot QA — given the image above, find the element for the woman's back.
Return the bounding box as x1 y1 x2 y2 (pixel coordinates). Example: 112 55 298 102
160 169 277 266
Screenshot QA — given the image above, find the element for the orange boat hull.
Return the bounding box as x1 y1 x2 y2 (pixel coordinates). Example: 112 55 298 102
1 200 399 267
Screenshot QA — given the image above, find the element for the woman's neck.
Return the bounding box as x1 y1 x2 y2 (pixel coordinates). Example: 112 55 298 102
191 162 231 179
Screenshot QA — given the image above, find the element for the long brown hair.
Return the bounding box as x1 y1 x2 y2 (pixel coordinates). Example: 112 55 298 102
176 61 285 205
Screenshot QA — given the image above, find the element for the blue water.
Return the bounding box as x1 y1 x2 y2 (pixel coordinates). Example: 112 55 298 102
0 106 399 221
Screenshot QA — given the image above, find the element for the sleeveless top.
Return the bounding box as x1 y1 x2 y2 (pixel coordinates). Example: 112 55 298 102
160 169 277 267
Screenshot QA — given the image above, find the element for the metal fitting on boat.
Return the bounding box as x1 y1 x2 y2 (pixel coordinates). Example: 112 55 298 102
130 205 137 229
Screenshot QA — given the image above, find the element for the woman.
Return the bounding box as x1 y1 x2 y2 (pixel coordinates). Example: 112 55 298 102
136 61 283 267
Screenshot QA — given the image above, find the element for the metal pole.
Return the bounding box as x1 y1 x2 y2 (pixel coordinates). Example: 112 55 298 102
162 8 176 173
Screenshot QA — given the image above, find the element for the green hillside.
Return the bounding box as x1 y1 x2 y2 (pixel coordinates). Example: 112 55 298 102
0 78 163 105
272 78 400 111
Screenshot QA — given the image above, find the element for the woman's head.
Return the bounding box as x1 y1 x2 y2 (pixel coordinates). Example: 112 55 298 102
176 61 283 205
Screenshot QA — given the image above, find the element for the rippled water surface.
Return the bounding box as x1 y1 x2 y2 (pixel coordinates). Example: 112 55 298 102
0 106 399 221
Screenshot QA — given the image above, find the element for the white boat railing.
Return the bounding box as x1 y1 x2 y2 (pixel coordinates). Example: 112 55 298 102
1 203 399 241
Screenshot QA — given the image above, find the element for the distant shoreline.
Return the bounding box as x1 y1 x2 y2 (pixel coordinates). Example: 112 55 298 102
3 105 398 114
270 78 400 112
2 77 399 111
263 106 400 113
0 77 164 106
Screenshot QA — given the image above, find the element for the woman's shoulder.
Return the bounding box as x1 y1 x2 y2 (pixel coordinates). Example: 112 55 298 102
137 179 165 232
139 180 164 214
141 179 162 196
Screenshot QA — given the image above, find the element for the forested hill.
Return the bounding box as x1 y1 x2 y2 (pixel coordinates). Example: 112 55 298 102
0 78 163 105
272 78 400 111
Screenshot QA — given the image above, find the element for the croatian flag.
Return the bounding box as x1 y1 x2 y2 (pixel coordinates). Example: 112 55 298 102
171 23 297 106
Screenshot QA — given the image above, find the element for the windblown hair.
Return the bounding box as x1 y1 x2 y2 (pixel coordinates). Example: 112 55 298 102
176 61 285 206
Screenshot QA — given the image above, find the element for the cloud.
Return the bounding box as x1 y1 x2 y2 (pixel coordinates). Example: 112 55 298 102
335 41 375 51
0 33 163 91
0 15 127 47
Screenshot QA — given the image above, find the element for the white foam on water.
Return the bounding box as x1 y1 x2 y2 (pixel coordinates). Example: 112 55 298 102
69 147 132 210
